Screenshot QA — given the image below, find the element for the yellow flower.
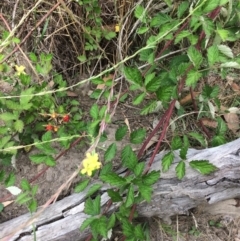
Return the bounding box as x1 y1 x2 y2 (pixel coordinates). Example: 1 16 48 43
115 24 120 33
81 152 101 176
15 65 26 76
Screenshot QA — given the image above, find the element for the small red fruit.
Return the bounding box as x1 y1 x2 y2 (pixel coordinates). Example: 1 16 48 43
45 124 53 131
62 114 70 122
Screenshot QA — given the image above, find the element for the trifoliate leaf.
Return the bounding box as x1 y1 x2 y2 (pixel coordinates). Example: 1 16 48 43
175 161 185 179
189 160 217 174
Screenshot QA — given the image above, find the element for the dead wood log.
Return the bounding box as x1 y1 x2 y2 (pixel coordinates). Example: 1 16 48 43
1 138 240 241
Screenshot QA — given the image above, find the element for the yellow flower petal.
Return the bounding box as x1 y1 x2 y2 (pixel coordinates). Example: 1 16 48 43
15 65 26 76
81 152 101 176
115 24 120 33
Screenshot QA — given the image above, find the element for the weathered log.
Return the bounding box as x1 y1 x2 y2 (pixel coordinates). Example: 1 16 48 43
1 138 240 241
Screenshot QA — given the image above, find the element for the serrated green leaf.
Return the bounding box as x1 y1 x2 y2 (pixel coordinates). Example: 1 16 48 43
90 216 108 238
150 13 171 27
21 178 31 191
104 143 117 162
177 1 189 18
137 26 149 34
138 184 152 202
16 193 31 205
29 153 48 164
134 5 147 23
20 87 35 105
100 173 127 186
134 224 145 239
99 105 107 119
107 214 116 230
187 46 203 68
90 103 99 120
140 100 157 115
221 62 240 69
211 135 226 147
202 85 219 99
174 30 191 44
74 179 90 193
217 29 229 42
207 45 219 67
122 218 134 237
0 136 11 149
91 78 104 85
142 170 160 185
133 162 145 177
115 125 128 141
104 31 116 40
188 132 207 147
80 216 96 231
42 131 52 142
5 173 15 187
202 0 221 13
156 86 173 102
124 66 143 86
121 145 138 170
77 54 87 62
28 199 37 213
0 203 4 212
100 163 112 176
32 185 38 196
0 170 5 182
146 77 161 92
200 16 215 38
130 128 146 144
186 69 202 87
189 160 217 174
14 119 24 133
84 195 101 215
87 184 102 197
44 156 56 166
175 161 185 179
171 136 182 150
133 92 146 105
216 117 227 135
144 72 155 86
107 189 123 202
217 45 233 58
0 112 17 121
125 184 134 208
162 152 174 172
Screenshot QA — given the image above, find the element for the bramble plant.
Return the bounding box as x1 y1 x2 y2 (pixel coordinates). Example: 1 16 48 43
0 0 240 240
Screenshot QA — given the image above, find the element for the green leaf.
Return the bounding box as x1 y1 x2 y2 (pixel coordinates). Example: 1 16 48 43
189 160 217 174
188 132 207 147
104 31 116 40
29 153 48 164
107 189 123 202
125 184 134 208
174 30 191 44
134 224 145 240
124 66 142 86
217 44 233 58
31 185 38 196
121 145 138 170
144 72 155 86
74 179 90 193
142 170 160 185
180 146 188 160
5 173 16 187
21 178 31 191
150 13 171 27
138 184 152 202
220 62 240 69
115 125 128 141
28 199 37 213
217 29 229 42
77 55 87 62
100 163 112 176
20 87 35 105
216 117 227 135
207 45 219 67
122 219 134 237
14 119 24 133
90 216 108 238
133 162 145 177
140 100 157 115
90 103 99 120
187 46 203 68
0 112 17 121
0 170 5 182
175 161 185 179
80 216 96 231
171 136 182 150
84 195 101 215
145 77 161 92
186 69 202 87
202 0 221 13
200 17 215 38
87 184 102 197
177 1 189 18
42 131 52 142
156 86 173 102
137 26 149 34
29 52 37 62
134 5 147 23
211 135 226 147
202 85 219 99
104 143 117 162
162 152 174 172
16 193 31 205
44 156 56 166
0 136 11 149
130 128 146 144
108 214 116 230
133 92 146 105
100 173 127 186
